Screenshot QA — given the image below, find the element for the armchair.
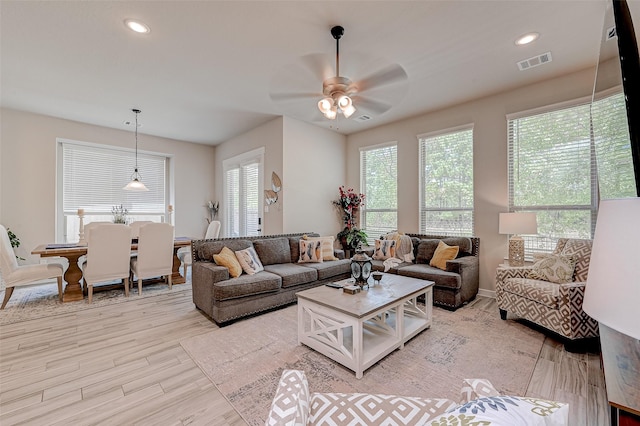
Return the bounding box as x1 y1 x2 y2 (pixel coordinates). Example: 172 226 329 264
495 238 599 350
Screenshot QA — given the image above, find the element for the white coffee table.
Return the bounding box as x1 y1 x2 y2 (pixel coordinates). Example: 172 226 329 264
296 273 434 379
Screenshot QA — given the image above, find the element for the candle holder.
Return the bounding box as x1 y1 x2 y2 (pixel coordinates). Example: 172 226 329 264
78 211 86 245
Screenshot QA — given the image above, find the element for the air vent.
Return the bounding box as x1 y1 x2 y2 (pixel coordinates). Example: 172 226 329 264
517 52 552 71
607 26 617 40
355 115 371 122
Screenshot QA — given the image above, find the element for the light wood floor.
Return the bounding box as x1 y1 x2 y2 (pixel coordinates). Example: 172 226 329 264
0 291 608 425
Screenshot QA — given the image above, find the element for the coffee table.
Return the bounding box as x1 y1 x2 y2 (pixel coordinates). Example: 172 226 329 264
296 273 434 379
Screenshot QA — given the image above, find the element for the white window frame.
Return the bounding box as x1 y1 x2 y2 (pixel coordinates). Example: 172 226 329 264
56 138 172 243
222 147 264 237
418 124 474 237
360 142 397 242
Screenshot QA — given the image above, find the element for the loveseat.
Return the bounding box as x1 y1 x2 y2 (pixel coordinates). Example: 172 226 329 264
365 233 480 310
265 369 569 426
495 238 599 350
191 233 352 325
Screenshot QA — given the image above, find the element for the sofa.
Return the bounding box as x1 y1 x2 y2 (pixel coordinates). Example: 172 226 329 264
495 238 599 351
191 233 352 325
365 233 480 310
265 369 569 426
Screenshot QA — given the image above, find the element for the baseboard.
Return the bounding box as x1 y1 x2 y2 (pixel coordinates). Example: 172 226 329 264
478 288 495 299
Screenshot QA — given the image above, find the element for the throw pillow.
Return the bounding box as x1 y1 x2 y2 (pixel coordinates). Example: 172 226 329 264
430 241 459 270
373 239 397 260
560 239 592 282
235 246 264 275
298 240 323 263
304 235 338 261
429 395 569 426
213 246 243 278
528 254 576 284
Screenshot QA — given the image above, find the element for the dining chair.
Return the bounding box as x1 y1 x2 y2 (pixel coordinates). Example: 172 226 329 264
0 224 65 309
177 220 220 278
130 222 174 295
81 223 132 303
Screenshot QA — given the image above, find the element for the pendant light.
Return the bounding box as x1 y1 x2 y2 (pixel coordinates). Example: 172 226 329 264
123 108 149 191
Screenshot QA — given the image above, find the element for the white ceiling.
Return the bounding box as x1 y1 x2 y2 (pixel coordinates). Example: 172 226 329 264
1 0 633 145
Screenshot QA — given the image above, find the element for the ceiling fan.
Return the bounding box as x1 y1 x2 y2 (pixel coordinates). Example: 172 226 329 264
269 25 409 124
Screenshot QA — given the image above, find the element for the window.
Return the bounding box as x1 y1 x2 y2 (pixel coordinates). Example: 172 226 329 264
360 143 397 242
223 148 263 237
418 125 474 236
58 140 169 242
507 92 634 253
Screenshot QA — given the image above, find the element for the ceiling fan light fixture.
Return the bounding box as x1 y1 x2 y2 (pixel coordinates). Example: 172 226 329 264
318 97 333 114
337 94 352 109
324 107 337 120
342 104 356 118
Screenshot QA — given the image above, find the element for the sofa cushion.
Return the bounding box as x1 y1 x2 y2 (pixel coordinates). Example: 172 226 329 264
416 239 440 264
430 241 459 270
213 246 243 278
429 395 569 426
309 393 456 426
235 246 264 275
300 258 351 280
501 278 561 309
298 240 323 263
527 254 575 284
264 263 318 288
213 271 281 301
441 237 473 255
197 239 253 262
253 237 292 265
398 264 460 289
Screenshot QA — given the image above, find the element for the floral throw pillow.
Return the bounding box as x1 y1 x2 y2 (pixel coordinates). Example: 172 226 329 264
298 240 323 263
235 246 264 275
527 254 576 284
373 239 397 260
429 396 569 426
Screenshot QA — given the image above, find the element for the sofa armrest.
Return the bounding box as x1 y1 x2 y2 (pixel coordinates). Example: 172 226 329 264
446 256 479 299
558 281 599 339
191 262 230 317
495 265 533 288
266 369 310 426
334 249 345 260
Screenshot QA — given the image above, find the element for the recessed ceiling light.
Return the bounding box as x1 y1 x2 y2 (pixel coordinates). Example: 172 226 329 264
124 19 150 34
515 32 539 46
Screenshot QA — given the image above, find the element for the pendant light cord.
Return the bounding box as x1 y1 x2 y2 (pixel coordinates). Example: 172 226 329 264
133 108 141 172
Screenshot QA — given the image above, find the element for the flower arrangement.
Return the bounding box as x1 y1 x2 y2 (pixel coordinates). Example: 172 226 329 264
333 186 368 251
112 204 128 224
207 201 219 223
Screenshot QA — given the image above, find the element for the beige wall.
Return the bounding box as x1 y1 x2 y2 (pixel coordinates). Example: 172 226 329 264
346 66 597 294
214 117 284 236
282 117 346 236
0 108 215 263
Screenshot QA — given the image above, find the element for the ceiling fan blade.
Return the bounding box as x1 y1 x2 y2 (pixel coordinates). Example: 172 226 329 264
270 92 320 102
356 64 408 93
352 96 393 115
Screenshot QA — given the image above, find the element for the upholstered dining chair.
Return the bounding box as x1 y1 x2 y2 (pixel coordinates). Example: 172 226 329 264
130 222 174 295
0 224 65 309
177 220 220 278
81 223 132 303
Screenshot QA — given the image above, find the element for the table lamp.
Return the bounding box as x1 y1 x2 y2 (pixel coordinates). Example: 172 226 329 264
583 198 640 340
499 212 537 266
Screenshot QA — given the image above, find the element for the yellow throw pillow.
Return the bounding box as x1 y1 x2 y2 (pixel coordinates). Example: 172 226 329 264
213 246 243 278
430 241 459 270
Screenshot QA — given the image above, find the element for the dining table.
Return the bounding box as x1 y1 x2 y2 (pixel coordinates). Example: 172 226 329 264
31 237 191 302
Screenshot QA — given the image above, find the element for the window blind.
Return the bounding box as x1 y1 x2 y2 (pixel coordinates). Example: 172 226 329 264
242 162 260 236
360 143 397 241
223 148 263 237
62 142 167 214
419 126 474 236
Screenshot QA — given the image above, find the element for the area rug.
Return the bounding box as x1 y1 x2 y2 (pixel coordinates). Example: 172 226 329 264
180 302 545 426
0 279 191 325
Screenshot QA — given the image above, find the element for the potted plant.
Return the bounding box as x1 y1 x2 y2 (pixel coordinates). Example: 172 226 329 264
333 186 368 254
7 228 25 260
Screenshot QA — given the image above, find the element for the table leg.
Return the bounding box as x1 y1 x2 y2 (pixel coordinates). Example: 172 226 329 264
171 246 186 284
62 253 84 302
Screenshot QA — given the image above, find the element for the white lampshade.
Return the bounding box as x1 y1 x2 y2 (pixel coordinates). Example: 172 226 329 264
499 212 537 235
583 197 640 340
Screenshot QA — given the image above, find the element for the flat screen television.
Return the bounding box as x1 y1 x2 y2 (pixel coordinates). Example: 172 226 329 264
592 0 640 197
